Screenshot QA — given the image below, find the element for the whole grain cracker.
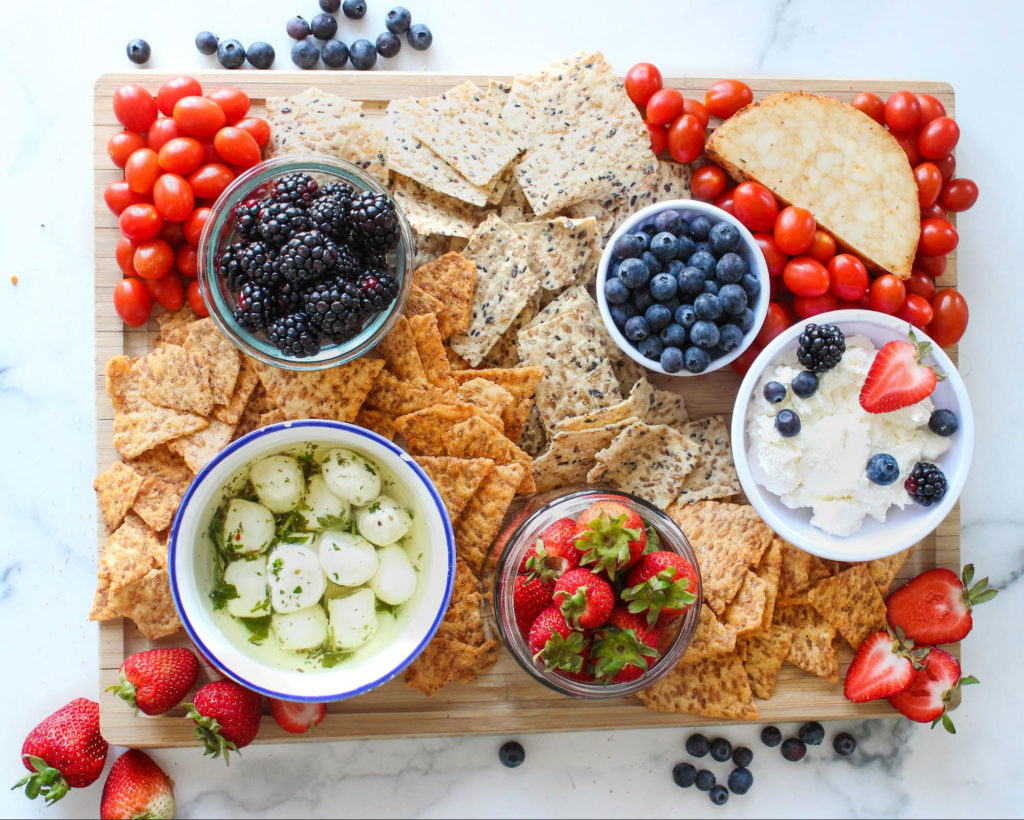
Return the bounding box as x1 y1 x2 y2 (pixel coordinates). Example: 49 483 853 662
442 416 535 495
456 378 515 419
740 626 793 700
673 415 741 505
685 605 738 662
255 358 384 422
435 559 488 645
864 547 914 595
363 369 457 418
404 283 456 339
401 636 498 696
90 514 165 622
774 605 840 682
416 456 495 522
132 475 185 532
408 312 457 391
518 405 547 458
113 408 209 461
376 315 428 388
755 537 784 632
637 652 758 720
259 410 287 427
156 305 199 340
478 288 542 369
532 418 636 493
514 216 598 291
137 343 214 417
231 385 278 441
555 377 687 433
412 252 477 337
393 404 504 456
777 541 834 606
213 357 260 426
412 233 455 273
126 446 192 487
806 564 888 650
94 461 145 533
168 419 236 474
450 366 544 442
723 571 771 636
110 567 182 641
186 319 241 406
354 407 396 441
454 462 525 575
391 174 485 238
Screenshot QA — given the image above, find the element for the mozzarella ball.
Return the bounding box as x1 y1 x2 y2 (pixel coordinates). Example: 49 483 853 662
369 544 417 606
223 559 270 619
297 475 350 531
272 605 329 651
321 448 381 506
355 495 412 546
266 544 327 614
327 588 379 651
318 530 379 587
221 499 275 555
250 454 305 513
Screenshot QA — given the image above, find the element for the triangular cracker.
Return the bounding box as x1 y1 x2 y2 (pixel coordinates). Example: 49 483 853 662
442 416 534 495
806 564 888 650
254 358 384 422
453 462 525 575
637 652 758 720
416 457 494 522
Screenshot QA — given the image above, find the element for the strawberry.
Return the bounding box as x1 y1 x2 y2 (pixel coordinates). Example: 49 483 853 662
622 551 698 626
844 628 929 703
512 574 554 638
185 680 263 763
520 518 583 583
886 648 978 733
886 564 997 645
553 567 615 630
859 331 946 413
269 698 327 734
590 606 663 684
107 647 200 716
575 500 646 577
99 750 175 820
527 605 588 674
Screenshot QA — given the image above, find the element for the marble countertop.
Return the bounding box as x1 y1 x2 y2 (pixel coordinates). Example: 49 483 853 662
2 0 1021 816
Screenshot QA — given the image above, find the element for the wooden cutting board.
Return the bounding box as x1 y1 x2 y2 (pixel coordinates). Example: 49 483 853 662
94 71 960 747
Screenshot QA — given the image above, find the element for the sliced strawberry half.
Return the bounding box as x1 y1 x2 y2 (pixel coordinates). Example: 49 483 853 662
886 647 978 733
886 564 997 645
859 331 946 413
844 628 929 703
269 698 326 735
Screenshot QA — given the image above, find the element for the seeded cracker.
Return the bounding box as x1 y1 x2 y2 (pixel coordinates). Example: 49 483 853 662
415 456 494 522
683 604 737 662
436 560 488 645
532 418 636 493
412 252 477 338
722 571 771 635
740 626 793 700
755 537 784 632
213 357 260 426
673 416 741 505
777 541 834 606
376 316 429 388
94 461 145 533
132 475 185 532
555 377 687 432
454 462 525 576
519 406 547 457
514 216 598 291
364 370 457 417
638 653 758 720
806 564 888 650
136 343 214 417
155 304 199 341
126 446 192 487
456 378 514 419
402 637 499 697
167 419 235 474
113 408 208 461
254 358 384 422
231 385 278 441
443 416 535 495
90 513 165 622
450 366 544 442
864 547 914 595
393 404 504 456
774 605 840 682
391 174 483 239
478 289 542 370
110 568 182 641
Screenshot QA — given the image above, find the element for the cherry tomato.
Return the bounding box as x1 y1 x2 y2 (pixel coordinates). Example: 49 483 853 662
940 178 979 212
207 87 250 125
133 238 175 280
667 114 705 163
214 127 261 168
919 218 959 256
625 63 663 108
646 88 685 126
681 98 710 128
755 302 791 347
916 94 946 125
918 117 959 160
115 236 139 276
712 188 736 216
884 90 921 132
185 207 212 246
896 293 935 329
235 116 272 149
124 148 161 195
200 141 220 166
704 80 753 119
730 343 762 377
107 130 147 168
868 274 906 314
827 254 869 301
783 257 830 297
157 76 203 116
188 163 235 200
928 288 968 347
152 174 195 222
914 251 947 278
146 117 182 152
907 269 936 301
912 162 943 209
104 180 147 216
113 277 153 327
113 84 158 132
933 153 956 183
773 206 816 255
119 203 163 242
851 92 885 125
793 292 839 318
806 230 837 264
186 279 209 317
157 136 205 176
176 244 199 278
159 220 186 245
892 131 922 167
769 275 790 302
145 271 186 310
920 202 948 220
690 164 728 202
754 233 788 278
172 96 226 139
645 121 668 155
733 182 779 232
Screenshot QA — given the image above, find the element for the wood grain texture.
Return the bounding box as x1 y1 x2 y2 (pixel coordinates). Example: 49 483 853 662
94 71 959 748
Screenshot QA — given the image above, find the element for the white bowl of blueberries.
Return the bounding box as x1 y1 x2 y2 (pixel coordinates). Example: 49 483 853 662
596 200 769 376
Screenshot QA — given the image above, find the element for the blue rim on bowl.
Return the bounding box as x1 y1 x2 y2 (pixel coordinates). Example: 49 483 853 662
197 154 415 371
169 419 456 702
596 199 770 377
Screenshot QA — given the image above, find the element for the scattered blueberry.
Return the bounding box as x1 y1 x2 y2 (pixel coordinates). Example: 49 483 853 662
685 733 710 757
678 267 705 297
632 289 656 313
727 767 753 795
791 370 819 398
287 16 311 39
246 41 276 69
716 252 747 283
386 6 413 34
349 39 378 69
660 323 688 348
718 323 744 352
695 769 716 791
322 39 350 67
605 277 631 305
709 221 741 255
694 293 723 321
609 303 638 327
763 381 787 403
776 409 801 437
291 40 320 69
661 346 684 373
195 31 219 55
674 304 697 329
613 234 641 259
690 320 720 350
929 408 959 437
624 316 650 341
685 346 711 373
718 283 748 314
781 738 807 761
732 746 753 768
650 272 678 302
709 785 730 805
687 250 716 277
634 232 651 252
761 726 782 747
690 215 712 240
618 258 650 289
703 279 720 296
342 0 368 18
650 232 679 262
674 235 697 261
217 39 246 69
407 23 433 50
741 272 761 299
799 722 825 745
654 209 683 235
311 12 339 39
833 732 857 756
126 38 151 65
498 740 525 768
672 762 697 788
320 0 342 10
637 335 664 361
645 303 672 332
739 308 756 333
641 251 661 273
709 737 732 762
866 453 900 486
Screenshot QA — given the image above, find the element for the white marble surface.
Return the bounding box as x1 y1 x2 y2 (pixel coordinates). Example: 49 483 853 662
1 0 1022 816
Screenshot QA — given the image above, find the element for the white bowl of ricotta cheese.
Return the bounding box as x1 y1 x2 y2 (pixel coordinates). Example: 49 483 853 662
731 310 973 561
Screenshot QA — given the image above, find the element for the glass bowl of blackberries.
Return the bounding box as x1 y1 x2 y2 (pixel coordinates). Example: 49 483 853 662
596 200 769 376
198 154 414 370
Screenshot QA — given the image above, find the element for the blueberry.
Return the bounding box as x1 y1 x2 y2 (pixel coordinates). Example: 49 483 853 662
792 370 819 398
716 252 747 283
776 409 801 437
632 289 656 313
287 16 311 39
342 0 368 18
246 41 276 69
320 0 342 10
687 250 717 277
654 209 683 235
195 31 219 55
694 293 723 321
322 39 350 68
650 272 678 302
217 39 246 69
637 335 664 360
349 39 378 69
674 235 697 261
407 23 433 50
619 258 650 289
661 346 684 373
675 304 697 329
703 279 720 296
650 231 679 262
672 762 697 788
609 303 638 327
678 267 705 297
666 259 685 279
738 308 756 333
763 381 786 403
634 232 651 252
675 219 693 238
311 12 339 39
761 726 782 747
780 738 807 762
660 323 688 348
386 6 413 33
613 233 642 259
690 320 720 350
694 240 714 256
645 303 673 331
662 296 681 314
709 221 741 255
732 746 753 768
718 323 744 353
126 38 151 65
719 283 748 314
929 408 959 437
709 737 732 762
833 732 857 756
291 40 320 69
866 453 900 485
727 767 753 795
695 769 716 791
741 272 762 299
685 733 710 757
604 277 631 305
799 722 825 746
624 316 650 341
640 222 659 236
685 346 711 373
498 740 525 768
709 785 729 805
690 215 713 240
641 251 662 273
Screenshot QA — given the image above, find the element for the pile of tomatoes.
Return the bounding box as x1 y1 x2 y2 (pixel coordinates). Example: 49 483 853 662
104 76 271 326
623 63 974 374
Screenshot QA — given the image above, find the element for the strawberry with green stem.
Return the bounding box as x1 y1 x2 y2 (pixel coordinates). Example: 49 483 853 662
99 750 175 820
575 500 646 578
887 648 978 733
553 567 615 630
107 647 199 716
512 573 554 638
886 563 997 644
520 517 582 583
590 607 663 683
622 551 698 626
185 680 263 764
527 605 589 675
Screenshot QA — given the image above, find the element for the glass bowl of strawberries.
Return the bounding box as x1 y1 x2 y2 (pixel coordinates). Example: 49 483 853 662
485 489 702 699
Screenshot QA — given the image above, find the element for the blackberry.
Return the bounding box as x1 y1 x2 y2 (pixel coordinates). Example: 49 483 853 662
237 241 277 286
275 231 340 285
304 278 364 341
267 312 321 358
272 173 319 205
904 462 947 506
354 270 399 313
216 242 252 291
233 198 264 240
276 279 305 315
348 192 400 254
797 323 846 373
233 282 277 331
258 202 312 246
307 194 353 243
